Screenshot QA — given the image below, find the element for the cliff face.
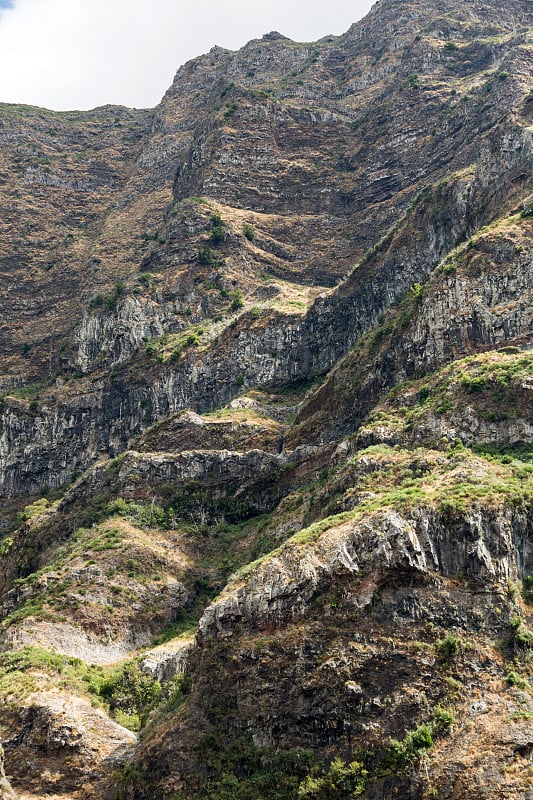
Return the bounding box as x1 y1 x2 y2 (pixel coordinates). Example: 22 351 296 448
0 0 532 799
1 0 532 498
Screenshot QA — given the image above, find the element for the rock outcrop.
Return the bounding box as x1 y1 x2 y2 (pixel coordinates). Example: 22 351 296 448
0 746 16 800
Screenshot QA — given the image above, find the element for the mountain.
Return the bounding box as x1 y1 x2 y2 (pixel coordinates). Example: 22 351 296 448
0 0 532 798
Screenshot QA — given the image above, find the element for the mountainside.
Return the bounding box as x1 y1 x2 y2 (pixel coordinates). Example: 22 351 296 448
0 0 532 798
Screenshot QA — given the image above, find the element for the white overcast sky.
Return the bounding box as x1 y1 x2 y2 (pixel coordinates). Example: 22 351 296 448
0 0 374 111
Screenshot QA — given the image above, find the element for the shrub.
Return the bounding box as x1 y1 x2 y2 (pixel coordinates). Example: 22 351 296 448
505 670 529 690
230 288 244 311
138 272 152 288
298 757 368 799
210 226 226 246
521 200 533 218
522 575 533 603
508 614 533 650
89 293 104 308
90 281 125 311
408 282 423 301
107 280 124 310
434 633 463 662
197 245 217 266
431 706 455 734
418 385 431 402
94 661 162 728
0 537 13 557
387 724 433 770
224 101 238 119
243 223 256 241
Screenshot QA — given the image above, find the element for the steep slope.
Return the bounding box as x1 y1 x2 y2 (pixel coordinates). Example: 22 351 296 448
1 0 532 502
0 0 532 799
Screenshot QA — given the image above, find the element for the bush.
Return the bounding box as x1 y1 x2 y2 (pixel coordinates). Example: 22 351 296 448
434 633 463 662
408 282 423 301
387 724 433 770
243 223 256 241
298 758 368 799
508 614 533 650
230 288 244 311
521 200 533 219
94 661 162 728
224 101 238 119
0 537 13 557
138 272 152 288
90 281 125 311
210 226 226 246
505 670 529 690
198 245 217 266
431 706 455 734
107 280 124 310
522 575 533 603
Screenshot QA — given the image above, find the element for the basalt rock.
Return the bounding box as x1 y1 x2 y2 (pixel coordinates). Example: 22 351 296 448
0 746 16 800
0 0 532 498
0 1 532 799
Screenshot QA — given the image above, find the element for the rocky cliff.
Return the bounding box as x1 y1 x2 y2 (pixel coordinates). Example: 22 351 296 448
0 0 532 798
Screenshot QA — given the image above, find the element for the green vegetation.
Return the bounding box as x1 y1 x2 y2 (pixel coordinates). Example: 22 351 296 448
0 536 13 556
228 432 533 585
434 633 464 662
505 670 531 691
143 324 207 363
521 199 533 218
182 736 316 800
298 757 368 799
0 646 189 731
386 723 433 769
230 287 244 311
89 280 125 311
0 378 53 403
209 213 227 246
197 244 221 266
162 700 457 800
366 351 533 434
522 575 533 604
138 272 153 288
224 101 239 119
507 614 533 651
243 223 256 241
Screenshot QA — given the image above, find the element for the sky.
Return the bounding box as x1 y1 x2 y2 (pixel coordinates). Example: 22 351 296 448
0 0 374 111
